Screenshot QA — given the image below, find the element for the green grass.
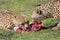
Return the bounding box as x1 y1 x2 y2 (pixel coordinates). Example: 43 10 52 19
0 30 60 40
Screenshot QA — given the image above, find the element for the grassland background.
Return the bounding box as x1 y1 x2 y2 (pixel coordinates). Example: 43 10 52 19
0 0 60 40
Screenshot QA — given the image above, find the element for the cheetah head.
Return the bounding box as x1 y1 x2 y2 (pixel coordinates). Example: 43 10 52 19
12 14 28 27
31 4 53 20
4 9 29 27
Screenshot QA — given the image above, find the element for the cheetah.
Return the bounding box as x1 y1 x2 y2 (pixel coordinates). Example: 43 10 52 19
31 0 60 30
0 9 28 29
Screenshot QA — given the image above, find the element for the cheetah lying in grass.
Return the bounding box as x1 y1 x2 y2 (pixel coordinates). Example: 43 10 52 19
31 0 60 30
0 9 28 29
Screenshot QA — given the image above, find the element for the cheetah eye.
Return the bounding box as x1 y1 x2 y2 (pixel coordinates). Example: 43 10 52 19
37 10 42 15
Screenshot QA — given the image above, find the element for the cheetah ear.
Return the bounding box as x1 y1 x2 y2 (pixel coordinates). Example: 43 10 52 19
36 4 41 6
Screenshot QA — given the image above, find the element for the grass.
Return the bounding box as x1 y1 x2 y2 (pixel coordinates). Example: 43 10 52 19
0 0 60 40
0 29 60 40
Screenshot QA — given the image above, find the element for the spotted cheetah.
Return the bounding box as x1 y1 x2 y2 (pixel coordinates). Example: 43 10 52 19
0 9 28 29
31 0 60 30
